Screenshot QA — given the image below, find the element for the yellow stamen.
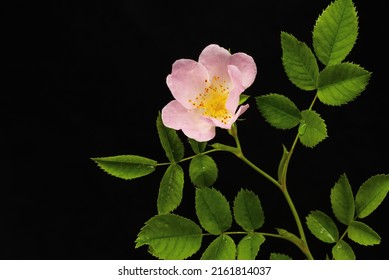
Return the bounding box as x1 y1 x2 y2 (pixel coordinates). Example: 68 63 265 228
188 76 232 124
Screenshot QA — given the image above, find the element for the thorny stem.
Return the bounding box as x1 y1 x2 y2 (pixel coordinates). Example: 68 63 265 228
280 93 319 188
276 92 319 260
231 138 314 259
212 139 312 258
226 94 320 260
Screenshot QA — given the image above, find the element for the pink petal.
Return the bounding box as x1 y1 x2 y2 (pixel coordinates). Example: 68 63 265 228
199 44 257 89
166 59 209 109
226 64 245 113
198 44 232 83
233 104 250 121
198 45 257 114
229 52 257 88
161 100 216 142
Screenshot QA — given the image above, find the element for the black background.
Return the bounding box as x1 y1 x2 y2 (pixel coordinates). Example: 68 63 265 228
2 0 388 260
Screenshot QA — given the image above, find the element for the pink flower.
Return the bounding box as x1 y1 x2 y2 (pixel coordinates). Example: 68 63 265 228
161 44 257 142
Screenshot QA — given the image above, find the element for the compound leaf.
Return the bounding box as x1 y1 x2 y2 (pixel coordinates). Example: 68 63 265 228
256 93 301 129
237 233 265 260
355 174 389 218
298 110 328 148
201 234 236 260
318 63 371 106
157 113 184 163
189 155 218 188
331 173 355 225
195 187 232 235
135 214 202 260
233 189 264 231
306 210 339 243
92 155 157 180
281 32 319 90
348 221 381 246
332 240 355 260
157 164 184 214
313 0 358 66
188 138 207 154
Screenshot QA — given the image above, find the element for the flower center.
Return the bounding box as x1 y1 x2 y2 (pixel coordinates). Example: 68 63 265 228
188 76 232 124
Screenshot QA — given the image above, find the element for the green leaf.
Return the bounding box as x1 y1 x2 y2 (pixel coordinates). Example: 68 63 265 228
188 138 207 154
355 174 389 218
332 240 356 260
330 173 355 225
92 155 157 180
189 155 218 188
233 189 264 231
256 94 301 129
270 253 293 260
298 110 328 148
318 63 371 106
201 235 236 260
239 94 250 105
281 32 319 90
277 145 289 181
135 214 202 260
157 164 184 214
313 0 358 66
237 233 265 260
348 221 381 246
156 113 184 163
195 187 232 235
306 210 339 243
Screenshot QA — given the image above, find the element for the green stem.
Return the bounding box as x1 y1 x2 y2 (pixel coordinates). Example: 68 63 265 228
230 119 315 259
229 123 242 151
280 134 299 187
227 124 281 188
220 231 293 241
237 154 281 189
282 189 305 240
282 188 314 260
338 227 349 243
210 230 311 257
308 93 318 110
277 134 313 257
280 92 318 187
156 148 222 166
